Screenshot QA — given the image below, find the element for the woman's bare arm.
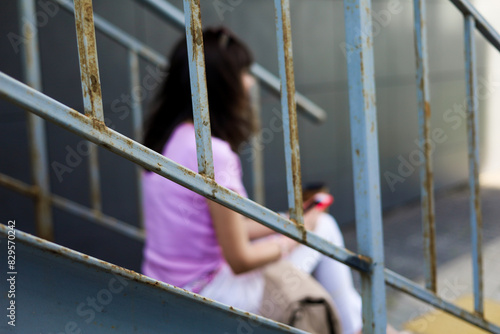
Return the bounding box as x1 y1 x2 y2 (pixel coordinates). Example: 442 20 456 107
244 218 275 240
208 201 297 274
208 200 324 274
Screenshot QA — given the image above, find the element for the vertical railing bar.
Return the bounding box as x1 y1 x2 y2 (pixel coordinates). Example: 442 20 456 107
129 50 144 228
73 0 105 121
88 145 102 213
129 52 143 144
464 15 484 317
19 0 54 241
182 0 214 179
343 0 387 332
273 0 304 226
73 0 104 214
249 82 265 205
413 0 437 293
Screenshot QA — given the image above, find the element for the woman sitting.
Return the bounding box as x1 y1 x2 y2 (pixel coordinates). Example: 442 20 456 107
141 27 364 334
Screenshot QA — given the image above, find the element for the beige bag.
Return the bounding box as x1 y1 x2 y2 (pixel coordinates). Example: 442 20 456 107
259 261 342 334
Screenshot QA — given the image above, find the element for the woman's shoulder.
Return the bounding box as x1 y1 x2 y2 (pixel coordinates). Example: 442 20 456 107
166 122 238 164
168 122 196 146
211 136 236 158
175 122 236 155
163 122 246 195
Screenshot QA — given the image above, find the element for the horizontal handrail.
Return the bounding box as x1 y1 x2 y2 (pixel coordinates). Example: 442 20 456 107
0 172 145 241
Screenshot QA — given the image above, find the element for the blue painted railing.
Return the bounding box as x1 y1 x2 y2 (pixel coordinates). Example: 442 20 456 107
1 0 499 333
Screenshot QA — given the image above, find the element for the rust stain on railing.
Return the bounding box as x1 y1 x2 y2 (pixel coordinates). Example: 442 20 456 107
276 0 304 233
74 0 104 121
414 0 437 292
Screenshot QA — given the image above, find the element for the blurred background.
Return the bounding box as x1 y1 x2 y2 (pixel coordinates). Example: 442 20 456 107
1 0 499 299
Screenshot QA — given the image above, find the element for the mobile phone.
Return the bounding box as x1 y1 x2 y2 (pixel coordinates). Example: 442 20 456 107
303 193 334 212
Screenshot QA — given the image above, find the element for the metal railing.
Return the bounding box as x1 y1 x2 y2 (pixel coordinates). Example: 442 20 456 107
1 0 500 333
409 0 500 322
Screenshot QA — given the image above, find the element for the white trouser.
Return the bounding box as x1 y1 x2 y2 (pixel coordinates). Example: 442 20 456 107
198 213 363 334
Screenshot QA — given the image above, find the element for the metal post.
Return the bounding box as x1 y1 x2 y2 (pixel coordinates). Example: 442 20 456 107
19 0 54 241
464 15 484 316
73 0 103 213
182 0 214 179
129 50 144 227
274 0 304 227
413 0 437 293
249 83 265 205
73 0 104 121
87 144 102 213
343 0 387 332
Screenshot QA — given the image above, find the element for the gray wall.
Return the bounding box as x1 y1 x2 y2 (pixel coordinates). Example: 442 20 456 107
1 0 499 272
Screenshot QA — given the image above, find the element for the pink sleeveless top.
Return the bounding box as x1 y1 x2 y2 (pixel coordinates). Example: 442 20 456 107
141 123 247 288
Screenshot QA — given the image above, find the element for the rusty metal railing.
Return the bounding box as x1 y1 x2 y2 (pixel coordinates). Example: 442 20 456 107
394 0 500 323
385 0 499 331
1 0 500 333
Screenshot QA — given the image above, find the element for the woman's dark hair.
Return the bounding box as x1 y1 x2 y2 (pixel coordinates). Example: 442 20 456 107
143 26 255 156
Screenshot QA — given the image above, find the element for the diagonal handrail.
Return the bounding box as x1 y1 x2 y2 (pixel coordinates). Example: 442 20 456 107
448 0 500 52
0 71 371 274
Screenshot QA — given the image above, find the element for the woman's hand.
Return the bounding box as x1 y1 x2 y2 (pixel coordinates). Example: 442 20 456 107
274 234 298 257
207 191 332 274
209 201 285 274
